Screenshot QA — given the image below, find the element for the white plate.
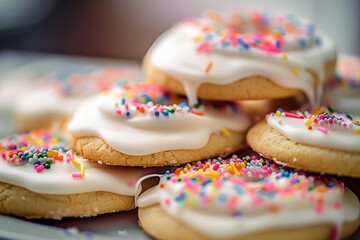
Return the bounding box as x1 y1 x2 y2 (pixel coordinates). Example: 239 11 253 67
0 210 149 240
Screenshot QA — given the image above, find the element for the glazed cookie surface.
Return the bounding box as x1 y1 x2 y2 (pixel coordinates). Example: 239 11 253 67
145 11 336 106
137 155 360 240
0 130 154 219
323 54 360 115
247 107 360 177
67 82 251 166
11 65 141 131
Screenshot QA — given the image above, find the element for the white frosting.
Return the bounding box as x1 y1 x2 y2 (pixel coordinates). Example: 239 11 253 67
267 113 360 152
148 14 336 106
68 86 251 155
4 66 141 120
138 168 359 238
0 153 154 196
323 54 360 115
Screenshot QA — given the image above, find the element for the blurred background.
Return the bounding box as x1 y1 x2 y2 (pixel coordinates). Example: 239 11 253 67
0 0 359 60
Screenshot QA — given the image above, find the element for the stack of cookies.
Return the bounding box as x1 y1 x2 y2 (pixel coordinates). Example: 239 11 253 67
0 10 359 240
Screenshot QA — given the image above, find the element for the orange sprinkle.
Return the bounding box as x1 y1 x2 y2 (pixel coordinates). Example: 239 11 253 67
204 61 213 74
316 197 324 205
308 126 312 130
159 183 165 188
269 204 279 213
175 168 181 175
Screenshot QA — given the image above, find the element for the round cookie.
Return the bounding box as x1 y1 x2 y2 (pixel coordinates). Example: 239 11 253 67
247 107 360 177
323 54 360 115
137 155 360 240
0 130 154 219
66 82 251 167
144 11 336 106
10 65 141 131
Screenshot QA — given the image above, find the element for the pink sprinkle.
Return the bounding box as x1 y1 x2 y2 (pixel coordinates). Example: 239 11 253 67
328 118 334 124
34 164 39 169
342 122 347 128
127 181 134 187
36 167 43 173
319 114 325 120
251 196 264 207
284 112 304 119
196 42 211 53
36 149 40 154
317 127 328 134
17 159 23 164
339 181 344 188
313 118 319 123
0 151 6 160
66 157 71 163
212 163 220 170
254 45 283 53
10 158 15 164
333 200 341 210
115 109 122 116
72 172 82 178
314 205 323 214
164 198 171 206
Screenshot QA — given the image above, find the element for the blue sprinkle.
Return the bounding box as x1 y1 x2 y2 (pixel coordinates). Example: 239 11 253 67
121 98 126 105
221 41 230 48
218 193 228 202
165 170 170 175
299 38 307 47
233 185 244 195
175 192 187 202
237 38 249 50
276 40 282 49
315 37 322 46
154 111 160 117
327 182 335 188
205 34 214 40
162 111 169 117
125 111 131 117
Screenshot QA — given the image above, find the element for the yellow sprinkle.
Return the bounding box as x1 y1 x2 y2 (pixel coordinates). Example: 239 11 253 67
71 158 81 168
281 53 288 61
304 119 313 127
185 197 196 207
221 128 230 137
47 149 59 158
275 110 282 117
240 162 246 168
80 165 85 176
355 127 360 134
192 36 202 43
292 68 299 76
185 163 192 169
230 162 240 176
183 168 189 173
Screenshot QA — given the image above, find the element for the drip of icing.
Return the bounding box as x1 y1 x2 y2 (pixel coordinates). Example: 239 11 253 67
267 109 360 152
148 12 336 106
68 83 251 155
137 157 360 238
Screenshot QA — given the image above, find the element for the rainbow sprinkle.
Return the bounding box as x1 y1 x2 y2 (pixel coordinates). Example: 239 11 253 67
186 11 320 55
0 130 85 178
275 107 360 134
160 154 342 215
109 82 239 120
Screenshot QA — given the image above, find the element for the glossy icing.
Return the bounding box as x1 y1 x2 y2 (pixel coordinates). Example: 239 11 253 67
12 66 142 118
0 130 153 195
148 11 336 106
68 82 251 155
323 54 360 115
267 107 360 152
137 156 359 238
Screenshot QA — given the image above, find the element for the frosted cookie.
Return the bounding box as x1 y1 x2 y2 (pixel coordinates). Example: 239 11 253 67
0 130 154 219
66 82 251 167
247 107 360 177
137 155 360 240
323 54 360 115
144 11 336 106
11 65 141 131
